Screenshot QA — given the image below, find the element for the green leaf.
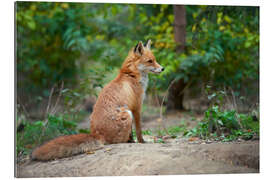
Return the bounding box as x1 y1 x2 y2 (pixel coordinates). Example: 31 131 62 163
27 21 36 30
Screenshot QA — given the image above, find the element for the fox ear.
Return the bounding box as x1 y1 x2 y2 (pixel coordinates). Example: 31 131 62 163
134 41 144 56
145 39 151 49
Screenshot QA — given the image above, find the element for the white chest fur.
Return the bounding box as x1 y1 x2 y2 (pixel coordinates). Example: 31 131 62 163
140 72 148 102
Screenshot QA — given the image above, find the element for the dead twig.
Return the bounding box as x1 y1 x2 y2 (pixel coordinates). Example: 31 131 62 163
44 84 56 119
158 78 179 136
151 79 169 136
158 78 193 136
228 86 243 129
50 81 64 115
160 79 176 119
223 85 231 109
159 78 192 118
177 78 193 96
229 86 238 113
39 84 56 143
152 78 161 107
39 81 64 143
17 96 30 119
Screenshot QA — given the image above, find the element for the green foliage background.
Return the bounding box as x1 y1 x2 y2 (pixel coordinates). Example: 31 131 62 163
16 2 259 156
16 2 259 95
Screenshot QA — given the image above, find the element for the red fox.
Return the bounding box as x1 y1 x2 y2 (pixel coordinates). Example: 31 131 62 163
31 40 164 161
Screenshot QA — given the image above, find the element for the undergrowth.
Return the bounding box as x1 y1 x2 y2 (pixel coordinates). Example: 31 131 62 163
184 106 259 141
184 86 259 142
17 84 259 156
16 114 89 156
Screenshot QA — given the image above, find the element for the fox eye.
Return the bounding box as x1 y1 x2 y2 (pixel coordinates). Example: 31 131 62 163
147 59 153 63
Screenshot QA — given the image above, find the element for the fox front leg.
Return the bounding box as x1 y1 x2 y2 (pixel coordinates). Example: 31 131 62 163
133 110 145 143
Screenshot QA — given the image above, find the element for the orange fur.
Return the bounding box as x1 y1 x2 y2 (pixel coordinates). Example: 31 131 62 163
31 40 164 161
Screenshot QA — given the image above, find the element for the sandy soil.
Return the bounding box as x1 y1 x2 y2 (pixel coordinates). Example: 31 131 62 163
16 111 259 177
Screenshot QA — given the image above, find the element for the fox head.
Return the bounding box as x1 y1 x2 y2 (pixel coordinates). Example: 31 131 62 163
134 40 164 74
121 40 164 75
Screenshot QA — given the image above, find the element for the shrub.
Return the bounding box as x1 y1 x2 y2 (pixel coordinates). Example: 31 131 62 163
184 106 259 141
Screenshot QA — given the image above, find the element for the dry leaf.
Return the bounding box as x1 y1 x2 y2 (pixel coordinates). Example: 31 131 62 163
188 137 199 141
86 151 95 155
105 148 112 152
162 135 171 140
156 118 162 123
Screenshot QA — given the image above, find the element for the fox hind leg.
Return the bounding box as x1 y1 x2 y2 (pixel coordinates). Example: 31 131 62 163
124 109 135 143
118 107 135 143
114 106 133 143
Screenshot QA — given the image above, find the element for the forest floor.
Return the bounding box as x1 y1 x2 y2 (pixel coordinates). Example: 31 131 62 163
16 108 259 177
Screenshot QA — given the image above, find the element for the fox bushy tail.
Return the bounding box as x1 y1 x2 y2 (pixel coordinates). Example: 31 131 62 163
31 134 104 161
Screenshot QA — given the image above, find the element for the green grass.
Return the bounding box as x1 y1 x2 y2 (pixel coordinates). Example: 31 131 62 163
16 114 80 156
184 106 259 142
142 129 153 135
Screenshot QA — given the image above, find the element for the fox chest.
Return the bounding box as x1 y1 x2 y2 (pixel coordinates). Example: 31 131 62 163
139 73 148 102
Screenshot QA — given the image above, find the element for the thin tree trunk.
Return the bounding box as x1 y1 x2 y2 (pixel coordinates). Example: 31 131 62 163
167 79 186 110
173 5 186 53
167 5 187 111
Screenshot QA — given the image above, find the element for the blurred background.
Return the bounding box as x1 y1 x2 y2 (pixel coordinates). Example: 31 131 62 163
16 2 259 158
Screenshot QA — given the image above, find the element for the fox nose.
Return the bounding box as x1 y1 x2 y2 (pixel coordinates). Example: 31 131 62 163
161 67 165 71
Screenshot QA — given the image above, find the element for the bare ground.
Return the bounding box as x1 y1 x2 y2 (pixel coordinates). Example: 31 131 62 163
16 110 259 177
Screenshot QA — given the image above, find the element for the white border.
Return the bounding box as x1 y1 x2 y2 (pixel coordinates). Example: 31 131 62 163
0 0 15 180
1 0 268 180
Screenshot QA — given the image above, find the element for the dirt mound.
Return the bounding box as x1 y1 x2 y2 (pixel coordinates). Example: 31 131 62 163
17 110 259 177
16 139 259 177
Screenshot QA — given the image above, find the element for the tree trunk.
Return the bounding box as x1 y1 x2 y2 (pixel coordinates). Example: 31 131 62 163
173 5 186 53
167 79 186 110
167 5 187 111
